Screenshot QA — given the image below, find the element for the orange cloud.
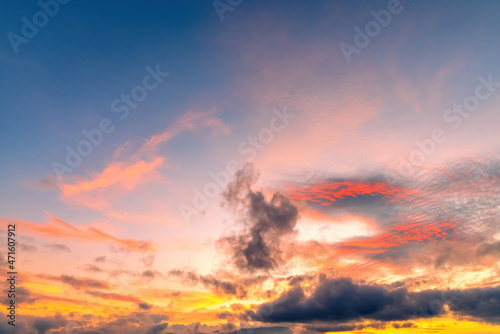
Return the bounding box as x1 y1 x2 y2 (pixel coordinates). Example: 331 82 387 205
60 157 164 209
7 215 154 252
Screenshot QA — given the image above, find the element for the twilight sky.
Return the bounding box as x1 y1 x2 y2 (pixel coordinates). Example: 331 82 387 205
1 1 500 333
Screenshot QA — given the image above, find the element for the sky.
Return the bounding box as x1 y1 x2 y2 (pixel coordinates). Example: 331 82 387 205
1 0 500 333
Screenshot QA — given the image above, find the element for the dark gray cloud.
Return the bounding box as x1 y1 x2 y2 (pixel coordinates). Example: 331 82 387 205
3 286 38 306
45 243 72 252
0 312 171 334
139 302 153 310
146 322 169 334
33 316 67 334
303 322 387 332
60 275 109 290
143 269 163 279
250 277 500 324
87 312 168 333
392 322 416 328
477 241 500 257
84 264 103 272
449 287 500 323
17 286 39 305
168 269 267 298
219 163 299 272
227 326 292 334
304 324 357 333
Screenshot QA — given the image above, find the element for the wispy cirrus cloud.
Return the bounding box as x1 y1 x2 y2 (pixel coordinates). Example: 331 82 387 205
85 290 153 310
60 157 164 210
56 109 230 213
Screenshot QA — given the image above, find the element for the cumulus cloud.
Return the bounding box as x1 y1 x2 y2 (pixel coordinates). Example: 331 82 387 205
219 163 299 272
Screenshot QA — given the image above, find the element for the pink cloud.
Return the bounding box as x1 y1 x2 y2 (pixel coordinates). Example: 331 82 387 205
3 215 155 252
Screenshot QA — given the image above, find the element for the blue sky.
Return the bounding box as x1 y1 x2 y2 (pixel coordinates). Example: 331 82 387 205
1 1 500 333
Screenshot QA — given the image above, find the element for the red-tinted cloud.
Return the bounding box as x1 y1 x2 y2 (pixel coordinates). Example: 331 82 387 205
286 181 416 205
338 222 458 254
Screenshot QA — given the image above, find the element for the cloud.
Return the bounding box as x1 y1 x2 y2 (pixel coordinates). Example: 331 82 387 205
142 110 231 152
52 108 230 214
142 270 163 280
60 275 109 290
83 264 102 272
15 214 154 252
337 221 458 255
45 243 72 252
168 269 267 298
146 322 169 334
60 157 164 210
227 326 292 334
19 243 38 252
28 175 59 191
13 286 38 305
36 274 110 290
477 241 500 257
303 323 388 332
33 315 66 334
21 312 170 334
140 254 155 267
85 290 153 310
286 180 415 206
139 302 153 310
449 286 500 323
218 163 299 272
280 158 500 273
392 322 417 328
250 276 500 324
